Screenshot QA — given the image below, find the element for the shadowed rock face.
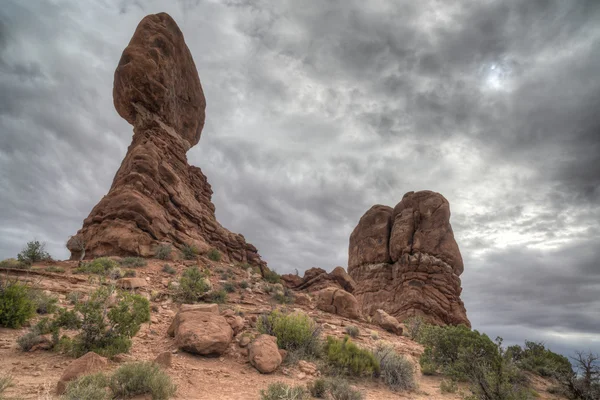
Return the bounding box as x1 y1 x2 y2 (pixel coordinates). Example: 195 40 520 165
348 190 470 327
67 13 266 270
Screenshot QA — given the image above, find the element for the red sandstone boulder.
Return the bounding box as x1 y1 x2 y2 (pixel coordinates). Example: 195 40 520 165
56 352 108 394
315 287 360 320
66 13 267 274
373 309 403 335
249 334 282 374
348 191 469 327
168 304 232 355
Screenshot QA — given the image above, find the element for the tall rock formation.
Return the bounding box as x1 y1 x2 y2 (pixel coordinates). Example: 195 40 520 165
67 13 265 270
348 190 469 326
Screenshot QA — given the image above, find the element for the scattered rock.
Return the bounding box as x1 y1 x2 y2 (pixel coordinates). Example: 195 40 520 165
56 352 108 394
248 335 282 374
116 277 147 289
373 309 403 335
238 335 251 348
294 292 311 306
224 314 245 335
154 351 172 368
298 360 318 376
315 287 360 320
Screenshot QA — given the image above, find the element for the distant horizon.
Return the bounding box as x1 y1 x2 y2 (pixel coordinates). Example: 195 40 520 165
1 1 598 360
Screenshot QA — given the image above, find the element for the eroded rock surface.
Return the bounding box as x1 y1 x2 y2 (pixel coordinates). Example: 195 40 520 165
248 334 282 374
282 266 356 293
67 13 266 272
315 287 361 320
348 190 470 327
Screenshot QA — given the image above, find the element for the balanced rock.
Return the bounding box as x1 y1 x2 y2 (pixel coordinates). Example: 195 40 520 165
315 287 360 320
66 13 266 273
56 352 108 394
168 304 232 356
249 334 282 374
348 190 469 326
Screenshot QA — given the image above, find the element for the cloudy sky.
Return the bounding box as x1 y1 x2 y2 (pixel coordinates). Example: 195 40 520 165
1 0 599 357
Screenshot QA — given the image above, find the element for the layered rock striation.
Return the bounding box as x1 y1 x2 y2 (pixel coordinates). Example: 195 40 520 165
67 13 265 270
348 190 469 326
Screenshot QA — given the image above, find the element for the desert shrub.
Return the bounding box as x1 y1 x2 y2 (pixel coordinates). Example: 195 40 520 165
0 279 36 328
17 331 47 351
308 378 327 398
175 266 209 303
33 316 53 334
260 382 308 400
29 290 58 314
404 316 425 340
108 267 123 280
223 282 236 293
0 375 13 397
374 343 416 391
46 265 65 273
180 244 199 260
53 307 82 330
345 326 360 338
162 264 176 275
76 257 118 275
208 289 228 304
0 258 29 269
264 270 281 284
119 257 147 268
240 280 249 289
508 341 572 378
109 362 176 400
123 269 136 278
207 248 222 262
257 310 321 356
273 287 295 304
440 378 458 393
155 244 172 260
327 378 364 400
17 240 51 265
324 336 380 377
67 291 82 305
418 324 497 380
371 331 379 340
67 287 150 357
63 372 110 400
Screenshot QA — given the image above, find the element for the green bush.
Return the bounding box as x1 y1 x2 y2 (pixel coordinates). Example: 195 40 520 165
46 265 65 273
162 264 176 275
440 379 457 393
175 266 209 303
180 244 199 260
155 244 173 260
29 290 58 314
110 362 176 400
264 270 281 284
327 378 364 400
67 292 82 305
53 307 81 330
75 257 119 275
324 336 380 377
240 280 249 289
0 279 36 328
63 373 110 400
308 378 327 398
17 331 47 351
207 248 222 262
17 240 51 265
345 326 360 338
0 258 29 269
374 343 416 391
109 268 123 280
508 341 572 378
223 282 236 293
33 316 53 334
208 289 228 304
123 270 136 278
119 257 147 268
67 287 150 357
418 324 497 380
260 382 308 400
257 310 321 356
